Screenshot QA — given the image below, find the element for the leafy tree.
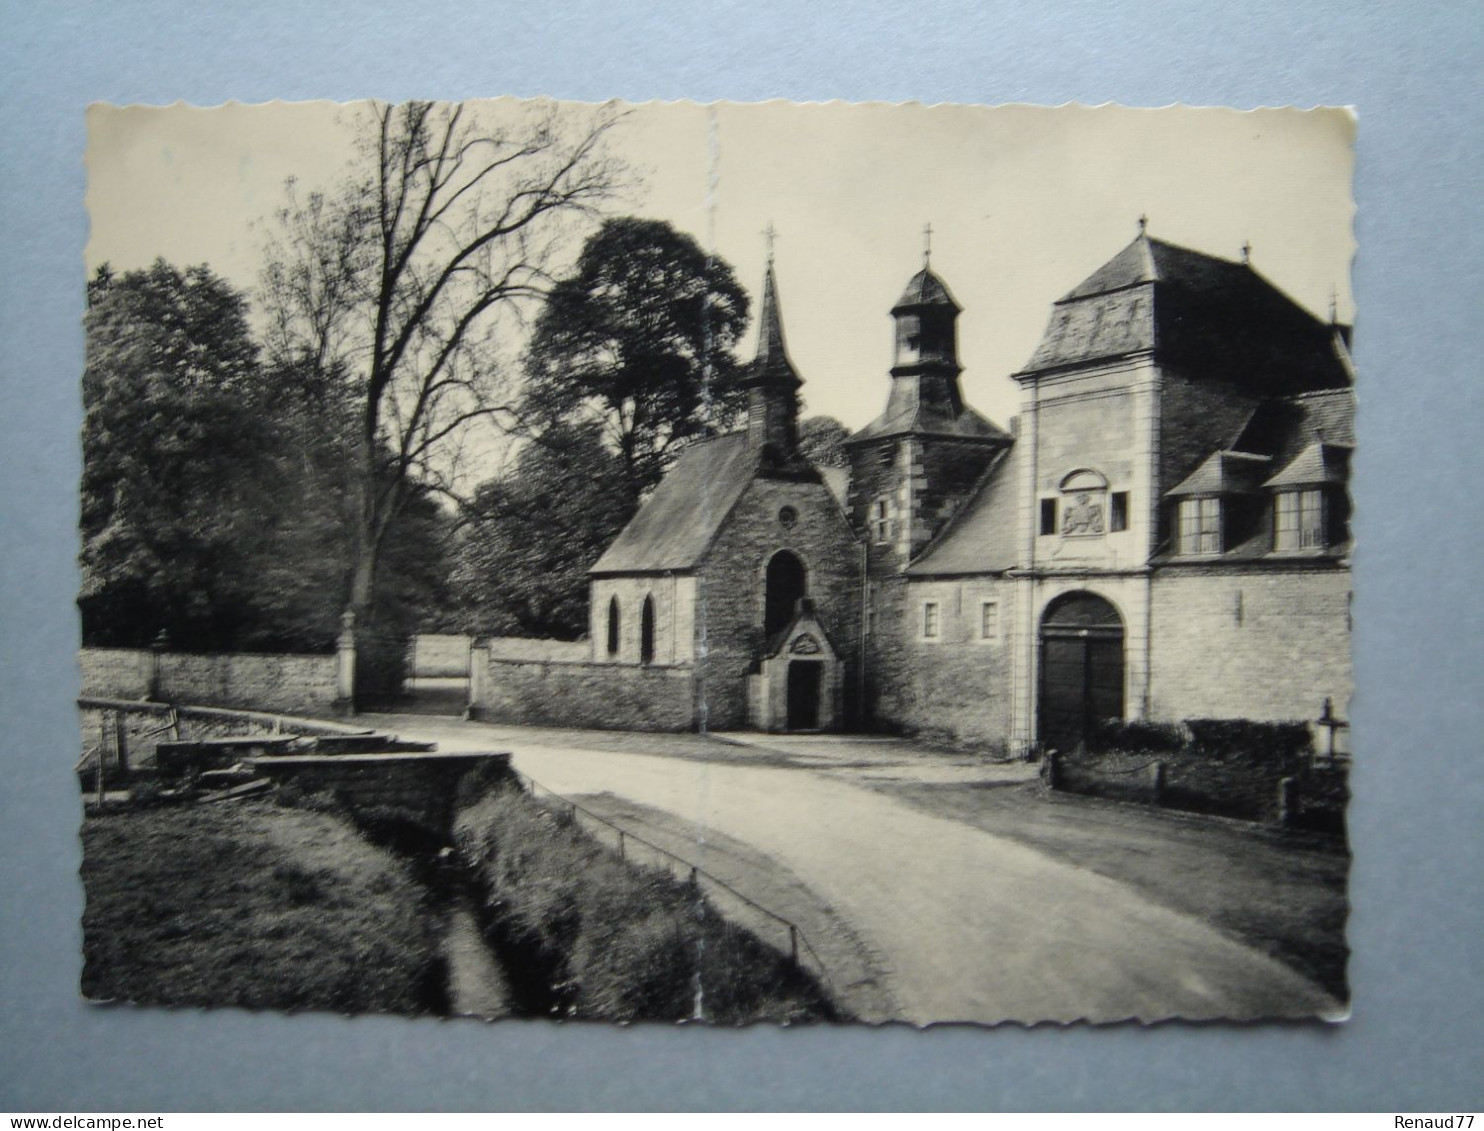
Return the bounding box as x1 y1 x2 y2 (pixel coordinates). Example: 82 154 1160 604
80 261 278 648
521 217 751 505
799 415 849 467
258 100 624 648
81 260 455 663
451 425 632 639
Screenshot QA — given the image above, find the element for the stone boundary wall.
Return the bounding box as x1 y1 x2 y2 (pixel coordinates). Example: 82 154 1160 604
1049 745 1347 831
78 647 339 716
485 636 590 663
410 634 472 677
472 655 696 731
78 648 154 699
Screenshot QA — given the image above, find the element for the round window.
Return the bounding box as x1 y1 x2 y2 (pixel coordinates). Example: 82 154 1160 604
778 506 798 528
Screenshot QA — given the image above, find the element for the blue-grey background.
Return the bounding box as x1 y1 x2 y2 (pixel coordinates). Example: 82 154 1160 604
1 0 1479 1112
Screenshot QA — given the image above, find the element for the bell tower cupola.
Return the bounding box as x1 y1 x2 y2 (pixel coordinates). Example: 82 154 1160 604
891 225 962 381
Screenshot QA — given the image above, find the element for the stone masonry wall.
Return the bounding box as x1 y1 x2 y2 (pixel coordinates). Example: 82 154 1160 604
159 653 338 715
1148 567 1352 733
474 657 696 731
78 647 153 698
78 648 339 715
695 474 861 730
588 574 696 666
847 433 1001 729
890 577 1015 748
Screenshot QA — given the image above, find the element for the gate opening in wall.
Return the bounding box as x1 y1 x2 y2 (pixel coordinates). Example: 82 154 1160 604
404 633 473 716
1038 592 1124 752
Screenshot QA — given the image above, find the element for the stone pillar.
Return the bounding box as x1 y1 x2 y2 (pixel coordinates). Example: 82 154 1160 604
147 629 169 702
466 640 489 720
335 609 357 715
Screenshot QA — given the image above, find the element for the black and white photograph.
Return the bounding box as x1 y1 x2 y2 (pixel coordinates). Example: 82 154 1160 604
78 98 1356 1027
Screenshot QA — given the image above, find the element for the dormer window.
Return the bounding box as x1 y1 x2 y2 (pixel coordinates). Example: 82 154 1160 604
1274 489 1326 551
1177 497 1222 555
1265 442 1349 554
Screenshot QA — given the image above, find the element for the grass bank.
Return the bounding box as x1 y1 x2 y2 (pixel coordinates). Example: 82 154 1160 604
82 798 446 1014
454 784 840 1024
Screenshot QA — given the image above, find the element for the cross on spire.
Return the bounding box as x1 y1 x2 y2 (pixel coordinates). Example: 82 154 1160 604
923 221 934 268
1329 284 1339 324
762 221 777 264
1241 240 1252 265
1138 214 1148 235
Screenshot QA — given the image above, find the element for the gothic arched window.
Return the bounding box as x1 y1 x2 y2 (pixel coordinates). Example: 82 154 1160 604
606 596 621 657
640 595 656 666
764 550 807 637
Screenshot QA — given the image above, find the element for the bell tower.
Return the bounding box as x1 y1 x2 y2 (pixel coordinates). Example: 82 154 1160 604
847 234 1008 562
846 233 1011 724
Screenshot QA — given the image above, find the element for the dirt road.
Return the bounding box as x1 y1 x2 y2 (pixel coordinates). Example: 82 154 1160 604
370 714 1343 1025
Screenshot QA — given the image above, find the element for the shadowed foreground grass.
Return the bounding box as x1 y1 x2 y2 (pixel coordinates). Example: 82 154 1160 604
82 799 445 1014
455 785 840 1024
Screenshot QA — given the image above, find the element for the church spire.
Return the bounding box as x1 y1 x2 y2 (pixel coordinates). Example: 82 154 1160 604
742 243 802 456
751 257 798 386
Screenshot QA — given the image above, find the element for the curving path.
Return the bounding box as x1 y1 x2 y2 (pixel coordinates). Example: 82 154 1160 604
371 714 1343 1025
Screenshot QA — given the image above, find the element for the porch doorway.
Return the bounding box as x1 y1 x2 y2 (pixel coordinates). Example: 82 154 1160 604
786 660 824 731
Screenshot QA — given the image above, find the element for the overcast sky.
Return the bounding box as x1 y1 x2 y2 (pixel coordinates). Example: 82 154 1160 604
87 100 1355 437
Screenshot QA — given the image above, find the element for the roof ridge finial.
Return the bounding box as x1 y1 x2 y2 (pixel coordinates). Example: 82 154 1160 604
1241 240 1252 266
1328 284 1339 325
1138 213 1148 236
763 221 777 265
923 221 933 269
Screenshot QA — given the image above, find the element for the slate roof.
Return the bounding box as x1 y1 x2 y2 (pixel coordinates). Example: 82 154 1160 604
847 394 1010 446
1264 441 1350 489
902 445 1020 576
1166 451 1272 498
892 266 961 312
589 433 756 574
1018 234 1352 396
1231 387 1355 467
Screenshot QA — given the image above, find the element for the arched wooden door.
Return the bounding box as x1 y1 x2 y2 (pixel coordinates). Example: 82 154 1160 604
1038 592 1124 752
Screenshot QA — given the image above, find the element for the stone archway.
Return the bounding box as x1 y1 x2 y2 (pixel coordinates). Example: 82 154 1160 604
764 550 807 638
1038 591 1124 752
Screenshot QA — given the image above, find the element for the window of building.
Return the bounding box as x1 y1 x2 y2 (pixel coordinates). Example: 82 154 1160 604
921 601 941 640
777 505 798 529
1177 497 1222 555
606 596 620 656
1039 498 1057 536
1274 489 1326 551
639 594 656 665
979 600 1000 642
1109 491 1129 532
872 497 892 544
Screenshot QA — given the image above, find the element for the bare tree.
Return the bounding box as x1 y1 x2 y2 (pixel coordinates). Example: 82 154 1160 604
259 99 625 639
